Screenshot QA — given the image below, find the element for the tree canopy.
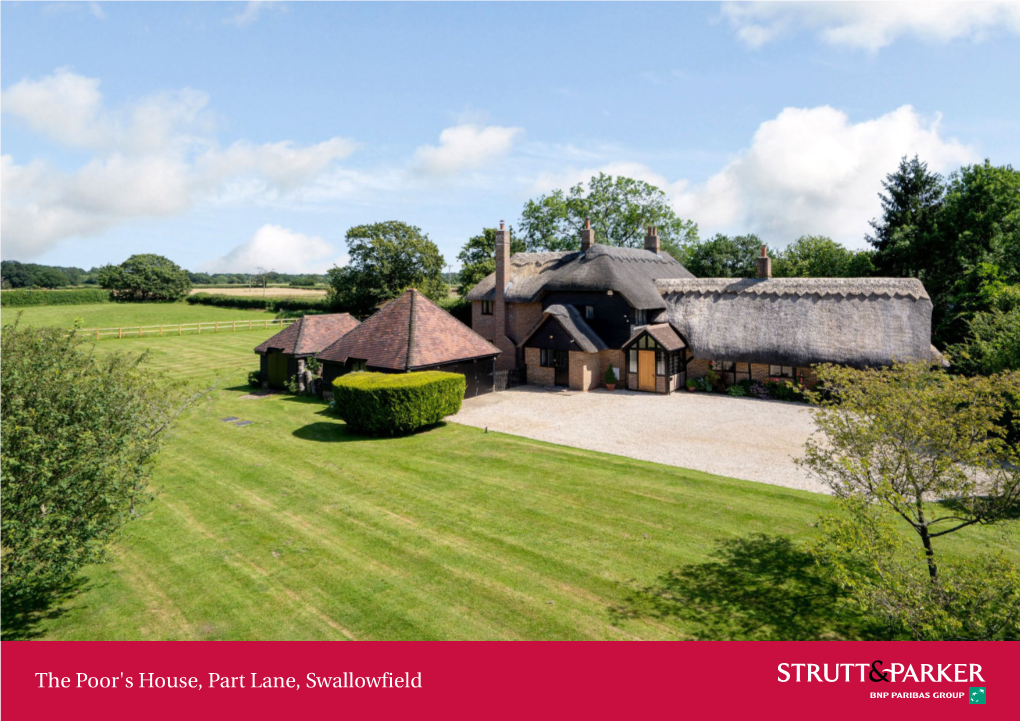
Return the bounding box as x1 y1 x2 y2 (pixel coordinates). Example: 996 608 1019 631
1 320 194 601
677 233 763 278
97 254 192 301
773 235 875 278
518 173 698 258
455 226 526 296
327 221 447 317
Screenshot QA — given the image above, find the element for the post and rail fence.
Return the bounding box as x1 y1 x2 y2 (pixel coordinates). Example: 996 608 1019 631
77 317 297 341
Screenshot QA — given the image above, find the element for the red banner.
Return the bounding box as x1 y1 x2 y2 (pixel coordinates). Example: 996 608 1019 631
2 641 1015 719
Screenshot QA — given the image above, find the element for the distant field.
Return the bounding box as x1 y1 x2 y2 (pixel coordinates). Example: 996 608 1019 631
190 287 327 298
1 302 273 330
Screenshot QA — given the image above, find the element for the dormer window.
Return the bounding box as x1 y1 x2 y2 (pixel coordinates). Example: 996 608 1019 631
633 308 647 325
481 301 494 315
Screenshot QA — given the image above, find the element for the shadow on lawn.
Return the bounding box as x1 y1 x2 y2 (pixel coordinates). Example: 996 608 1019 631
1 577 91 641
293 420 450 443
611 533 888 641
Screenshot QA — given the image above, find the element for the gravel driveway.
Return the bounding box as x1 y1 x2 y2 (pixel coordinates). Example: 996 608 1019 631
450 387 827 494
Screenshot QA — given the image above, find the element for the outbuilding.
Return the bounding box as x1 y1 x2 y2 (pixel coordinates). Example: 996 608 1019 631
317 289 500 398
254 313 360 390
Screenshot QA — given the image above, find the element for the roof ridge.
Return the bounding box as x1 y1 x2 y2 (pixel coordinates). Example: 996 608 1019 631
405 290 417 370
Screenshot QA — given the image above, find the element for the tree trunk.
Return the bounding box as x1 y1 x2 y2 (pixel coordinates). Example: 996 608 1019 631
917 507 938 581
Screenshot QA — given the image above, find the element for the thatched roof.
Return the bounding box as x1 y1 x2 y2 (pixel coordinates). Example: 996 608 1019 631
254 313 359 356
317 289 499 370
465 244 694 310
655 277 933 368
520 304 608 353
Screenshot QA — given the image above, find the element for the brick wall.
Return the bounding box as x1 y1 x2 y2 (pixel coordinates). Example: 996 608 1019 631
686 358 712 379
599 350 626 388
525 347 555 386
568 351 600 391
472 301 542 370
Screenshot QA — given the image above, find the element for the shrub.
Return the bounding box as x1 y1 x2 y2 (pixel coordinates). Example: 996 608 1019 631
604 366 618 385
694 377 713 392
726 384 747 397
685 379 697 390
248 370 262 387
0 288 111 307
332 371 465 436
186 292 329 314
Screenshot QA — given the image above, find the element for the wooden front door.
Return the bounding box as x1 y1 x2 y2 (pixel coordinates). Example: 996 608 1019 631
638 350 655 392
553 350 569 387
267 352 288 388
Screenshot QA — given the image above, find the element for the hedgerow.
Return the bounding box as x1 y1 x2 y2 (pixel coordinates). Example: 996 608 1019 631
331 371 465 436
186 292 329 314
0 288 111 307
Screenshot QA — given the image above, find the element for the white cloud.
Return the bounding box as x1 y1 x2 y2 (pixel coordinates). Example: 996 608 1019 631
1 69 355 259
225 1 285 27
412 123 522 176
201 224 346 274
723 1 1020 51
673 105 976 246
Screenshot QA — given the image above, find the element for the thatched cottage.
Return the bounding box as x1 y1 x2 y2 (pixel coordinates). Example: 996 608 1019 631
254 313 359 390
467 222 938 393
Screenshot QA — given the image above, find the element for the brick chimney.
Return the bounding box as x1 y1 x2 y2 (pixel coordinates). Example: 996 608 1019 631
757 245 772 279
645 226 660 254
494 220 510 337
580 218 595 252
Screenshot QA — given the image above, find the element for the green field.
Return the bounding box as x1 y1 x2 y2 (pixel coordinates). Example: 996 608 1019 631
8 330 1018 641
1 301 273 330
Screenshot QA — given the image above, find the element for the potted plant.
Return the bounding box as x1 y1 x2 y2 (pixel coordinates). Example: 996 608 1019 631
604 366 618 391
685 379 697 393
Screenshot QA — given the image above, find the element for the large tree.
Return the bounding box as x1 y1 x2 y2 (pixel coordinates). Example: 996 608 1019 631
1 321 194 601
518 173 698 257
455 226 526 296
773 235 875 278
678 233 764 278
327 221 446 317
97 254 192 301
800 362 1020 581
867 155 944 279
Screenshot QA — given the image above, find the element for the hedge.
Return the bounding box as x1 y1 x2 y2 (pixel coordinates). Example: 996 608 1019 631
436 295 472 326
0 288 111 307
186 292 329 314
332 371 465 436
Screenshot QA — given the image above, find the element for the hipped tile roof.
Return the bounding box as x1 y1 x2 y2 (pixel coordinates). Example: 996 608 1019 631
317 289 500 370
254 313 360 356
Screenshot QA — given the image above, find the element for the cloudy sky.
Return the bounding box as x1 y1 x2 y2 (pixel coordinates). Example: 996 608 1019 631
3 1 1019 273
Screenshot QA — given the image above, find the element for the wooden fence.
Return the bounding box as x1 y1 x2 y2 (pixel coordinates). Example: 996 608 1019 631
79 317 297 341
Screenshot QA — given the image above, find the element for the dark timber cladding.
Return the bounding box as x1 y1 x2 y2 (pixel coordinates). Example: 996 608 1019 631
253 313 360 389
316 289 501 398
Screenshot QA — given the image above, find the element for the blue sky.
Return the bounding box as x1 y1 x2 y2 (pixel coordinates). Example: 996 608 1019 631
3 1 1019 273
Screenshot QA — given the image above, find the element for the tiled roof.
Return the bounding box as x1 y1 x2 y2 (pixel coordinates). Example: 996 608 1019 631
317 289 500 370
623 323 685 352
254 313 360 356
520 304 608 353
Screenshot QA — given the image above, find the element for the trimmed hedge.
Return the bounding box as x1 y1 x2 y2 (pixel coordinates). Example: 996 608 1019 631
186 292 329 314
332 371 465 436
0 288 110 307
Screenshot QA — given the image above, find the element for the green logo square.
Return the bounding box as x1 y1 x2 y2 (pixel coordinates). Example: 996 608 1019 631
969 687 986 704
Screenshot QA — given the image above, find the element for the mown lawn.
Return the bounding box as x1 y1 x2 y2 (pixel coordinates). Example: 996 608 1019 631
9 332 1018 641
1 301 273 330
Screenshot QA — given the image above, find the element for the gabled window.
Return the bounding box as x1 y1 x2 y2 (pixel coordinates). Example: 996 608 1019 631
481 301 494 315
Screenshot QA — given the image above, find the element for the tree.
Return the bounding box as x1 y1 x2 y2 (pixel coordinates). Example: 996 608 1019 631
97 254 192 301
948 283 1020 375
327 221 446 317
814 496 1020 640
677 233 763 278
1 320 194 601
456 226 525 296
867 155 944 279
773 235 874 278
800 362 1020 582
518 173 698 258
32 268 70 288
